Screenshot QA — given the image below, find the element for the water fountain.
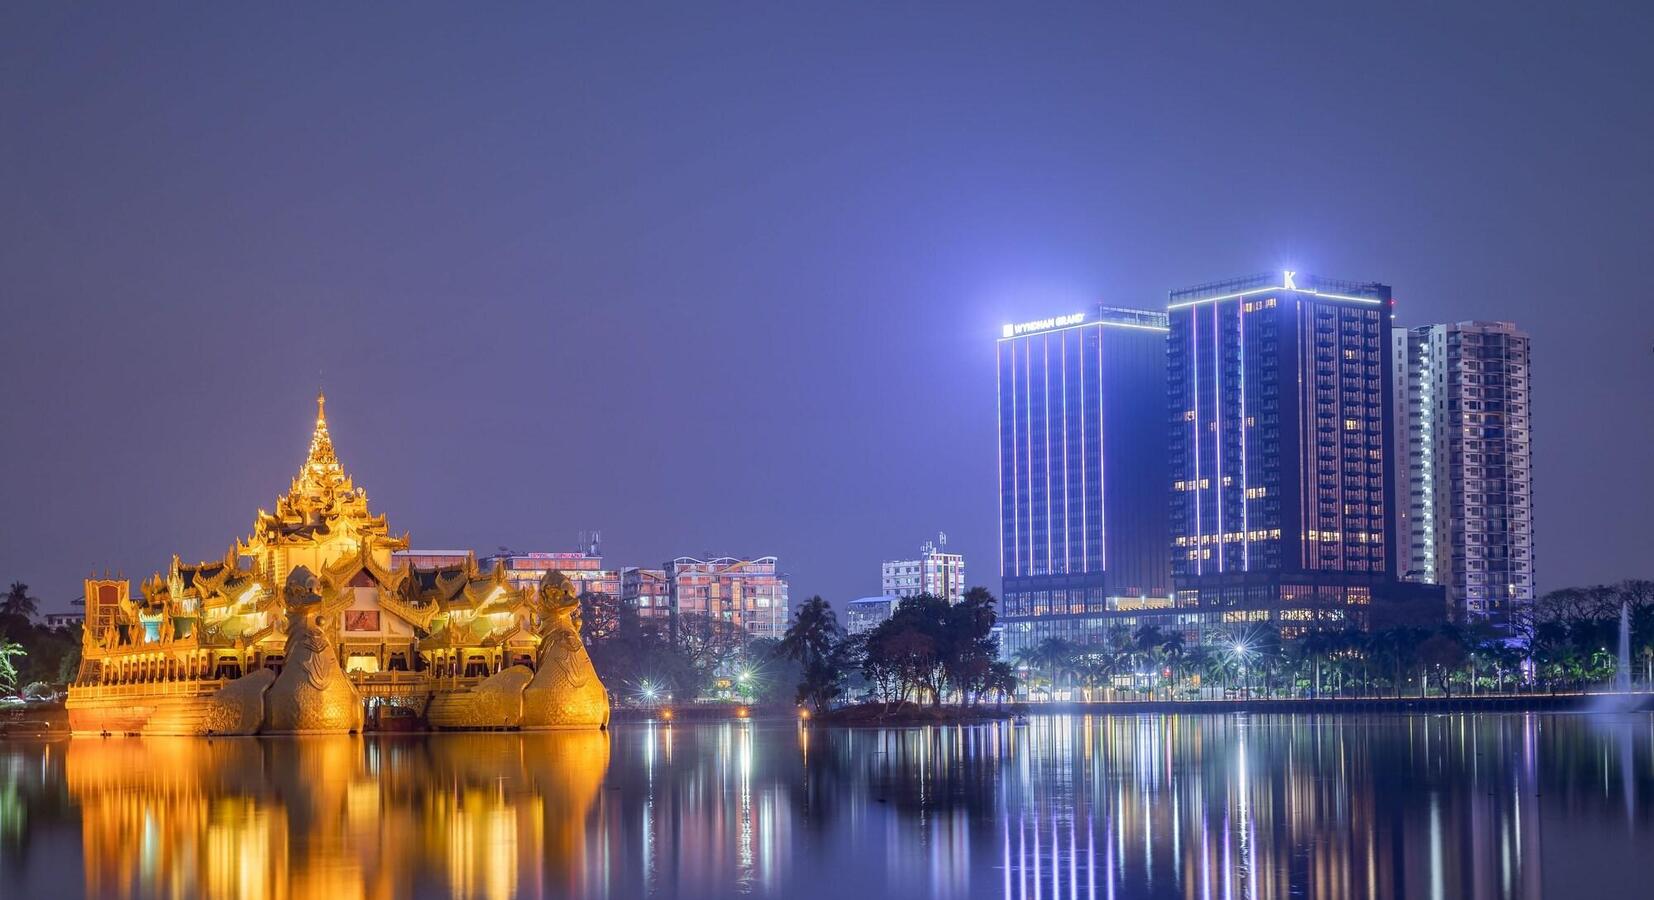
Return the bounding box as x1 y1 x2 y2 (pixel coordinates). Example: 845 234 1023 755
1617 600 1632 692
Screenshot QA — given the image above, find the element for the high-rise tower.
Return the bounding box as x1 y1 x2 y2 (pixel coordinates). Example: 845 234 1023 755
1167 273 1403 635
996 305 1171 657
1393 321 1534 634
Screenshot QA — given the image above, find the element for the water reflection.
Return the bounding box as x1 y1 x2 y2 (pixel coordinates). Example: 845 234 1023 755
2 714 1653 898
9 733 608 899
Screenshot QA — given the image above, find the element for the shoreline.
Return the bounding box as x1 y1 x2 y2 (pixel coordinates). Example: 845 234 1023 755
1012 690 1654 716
616 690 1654 725
8 691 1654 738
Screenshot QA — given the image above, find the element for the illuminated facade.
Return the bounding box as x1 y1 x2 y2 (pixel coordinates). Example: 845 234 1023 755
664 556 789 639
1393 321 1534 633
996 305 1172 656
1168 273 1404 635
486 551 622 600
881 534 965 601
621 567 671 621
65 393 609 735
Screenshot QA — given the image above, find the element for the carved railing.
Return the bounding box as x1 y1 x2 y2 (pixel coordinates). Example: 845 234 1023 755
67 679 229 703
350 671 433 698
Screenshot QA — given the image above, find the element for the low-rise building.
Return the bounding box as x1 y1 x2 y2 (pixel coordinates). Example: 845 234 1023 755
845 596 895 635
44 611 85 629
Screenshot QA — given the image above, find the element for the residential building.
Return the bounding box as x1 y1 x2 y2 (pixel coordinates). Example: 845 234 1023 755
881 534 965 601
1393 321 1534 634
621 567 672 622
484 550 621 600
997 305 1173 657
390 549 473 569
665 556 790 640
845 596 896 635
1168 272 1434 637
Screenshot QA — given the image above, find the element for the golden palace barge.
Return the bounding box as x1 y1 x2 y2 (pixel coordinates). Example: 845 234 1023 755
66 393 609 735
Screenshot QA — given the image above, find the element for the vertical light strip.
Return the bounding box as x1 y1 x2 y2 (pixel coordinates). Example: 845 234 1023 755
1190 309 1201 576
1238 299 1250 570
1212 299 1224 573
1061 332 1070 576
1097 321 1107 572
999 340 1008 580
1026 341 1035 576
1045 334 1053 579
1080 328 1088 574
1296 300 1308 571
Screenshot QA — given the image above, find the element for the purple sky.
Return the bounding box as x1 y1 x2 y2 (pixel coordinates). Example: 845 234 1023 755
4 5 1652 615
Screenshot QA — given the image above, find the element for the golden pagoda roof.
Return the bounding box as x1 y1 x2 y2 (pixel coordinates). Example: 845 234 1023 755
303 390 345 490
242 391 408 552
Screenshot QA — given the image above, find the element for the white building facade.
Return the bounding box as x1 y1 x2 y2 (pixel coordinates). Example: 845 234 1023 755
1392 322 1534 634
881 535 965 602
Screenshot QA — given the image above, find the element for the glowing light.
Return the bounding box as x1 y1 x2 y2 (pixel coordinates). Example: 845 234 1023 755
1002 312 1085 338
1167 283 1383 310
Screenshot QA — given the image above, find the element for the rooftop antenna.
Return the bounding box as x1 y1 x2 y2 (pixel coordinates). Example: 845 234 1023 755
939 531 948 550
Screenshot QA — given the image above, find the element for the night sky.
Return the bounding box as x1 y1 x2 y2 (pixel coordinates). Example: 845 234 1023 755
4 4 1651 615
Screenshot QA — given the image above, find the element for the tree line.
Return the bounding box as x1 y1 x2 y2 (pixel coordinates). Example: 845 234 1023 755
1 582 81 698
1012 580 1654 700
776 588 1013 712
6 576 1650 705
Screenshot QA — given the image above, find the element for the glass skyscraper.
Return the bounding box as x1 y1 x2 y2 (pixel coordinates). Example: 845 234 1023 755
996 305 1171 657
1167 273 1409 637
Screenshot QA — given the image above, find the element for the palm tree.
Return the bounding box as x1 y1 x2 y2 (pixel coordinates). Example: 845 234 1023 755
1131 625 1167 697
1293 630 1337 698
777 596 840 668
1013 639 1078 699
776 596 845 712
2 582 39 623
1159 631 1187 695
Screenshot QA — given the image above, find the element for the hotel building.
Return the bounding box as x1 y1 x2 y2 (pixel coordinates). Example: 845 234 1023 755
664 556 790 640
996 305 1172 656
1167 272 1416 636
881 534 966 602
1392 321 1534 633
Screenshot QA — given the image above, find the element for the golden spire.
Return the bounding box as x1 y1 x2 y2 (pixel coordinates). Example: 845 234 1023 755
300 389 344 489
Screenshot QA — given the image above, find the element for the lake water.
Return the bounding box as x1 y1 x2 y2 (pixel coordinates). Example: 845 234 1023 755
2 713 1653 898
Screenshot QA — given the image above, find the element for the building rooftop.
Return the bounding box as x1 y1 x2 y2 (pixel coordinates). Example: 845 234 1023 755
1169 272 1390 306
1000 303 1168 340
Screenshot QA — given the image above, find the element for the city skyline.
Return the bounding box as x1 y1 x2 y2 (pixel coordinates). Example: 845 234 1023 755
5 5 1653 617
7 8 1654 899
